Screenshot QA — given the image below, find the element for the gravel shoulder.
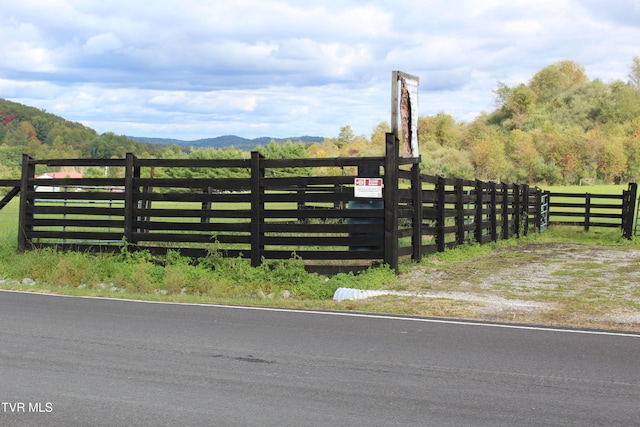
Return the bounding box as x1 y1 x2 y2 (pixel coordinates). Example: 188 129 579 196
344 242 640 332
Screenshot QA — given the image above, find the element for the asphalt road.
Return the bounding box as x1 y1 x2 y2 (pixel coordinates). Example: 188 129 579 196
1 291 639 427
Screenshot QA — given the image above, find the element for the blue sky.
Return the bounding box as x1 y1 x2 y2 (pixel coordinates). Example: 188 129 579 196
1 0 639 140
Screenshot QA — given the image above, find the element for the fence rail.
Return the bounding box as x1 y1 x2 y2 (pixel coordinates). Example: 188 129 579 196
0 134 636 274
547 186 637 237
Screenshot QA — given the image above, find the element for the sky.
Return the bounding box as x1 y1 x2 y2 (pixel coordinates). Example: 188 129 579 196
1 0 639 141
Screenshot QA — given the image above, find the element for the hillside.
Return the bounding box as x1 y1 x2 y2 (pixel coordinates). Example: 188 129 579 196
0 97 325 178
128 135 324 149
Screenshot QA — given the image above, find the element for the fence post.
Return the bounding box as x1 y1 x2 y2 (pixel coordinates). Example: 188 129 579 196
202 186 212 224
475 179 484 244
535 188 542 232
17 154 35 252
502 183 509 240
623 183 637 239
251 151 265 267
384 133 399 273
522 184 529 236
123 153 136 245
455 178 465 245
584 193 591 232
490 182 498 242
513 184 521 238
411 158 423 261
435 175 446 252
545 190 551 231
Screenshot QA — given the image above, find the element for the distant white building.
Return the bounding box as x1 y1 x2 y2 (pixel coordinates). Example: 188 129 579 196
35 171 83 192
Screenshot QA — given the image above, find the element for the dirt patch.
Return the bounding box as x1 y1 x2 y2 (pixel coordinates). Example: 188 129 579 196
386 243 640 331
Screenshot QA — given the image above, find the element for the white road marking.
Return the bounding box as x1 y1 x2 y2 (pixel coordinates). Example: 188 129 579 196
2 289 639 338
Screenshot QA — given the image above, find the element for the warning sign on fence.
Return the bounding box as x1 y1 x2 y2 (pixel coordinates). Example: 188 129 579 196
354 178 383 198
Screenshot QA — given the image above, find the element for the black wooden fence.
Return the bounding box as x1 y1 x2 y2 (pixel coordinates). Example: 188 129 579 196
546 185 638 237
0 133 636 274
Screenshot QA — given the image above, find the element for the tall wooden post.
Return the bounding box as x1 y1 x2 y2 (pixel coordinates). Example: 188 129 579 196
384 133 399 273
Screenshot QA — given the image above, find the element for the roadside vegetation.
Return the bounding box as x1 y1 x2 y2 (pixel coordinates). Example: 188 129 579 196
1 193 639 332
0 196 397 306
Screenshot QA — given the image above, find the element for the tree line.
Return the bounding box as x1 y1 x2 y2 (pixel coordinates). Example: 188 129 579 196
1 56 639 186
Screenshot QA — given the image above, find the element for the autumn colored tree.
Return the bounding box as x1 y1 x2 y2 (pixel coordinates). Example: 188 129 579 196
370 121 390 147
508 130 544 183
470 127 509 181
586 130 627 183
623 132 640 182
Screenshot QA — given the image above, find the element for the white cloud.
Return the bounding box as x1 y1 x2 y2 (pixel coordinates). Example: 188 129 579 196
1 0 639 140
83 33 123 55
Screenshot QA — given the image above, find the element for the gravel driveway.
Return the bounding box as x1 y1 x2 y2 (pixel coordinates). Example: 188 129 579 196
387 243 640 331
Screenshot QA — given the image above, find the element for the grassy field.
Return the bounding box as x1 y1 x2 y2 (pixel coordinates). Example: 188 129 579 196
0 197 18 248
1 186 639 332
540 184 632 227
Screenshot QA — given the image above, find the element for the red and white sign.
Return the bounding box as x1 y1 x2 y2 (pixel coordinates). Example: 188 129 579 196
354 178 383 198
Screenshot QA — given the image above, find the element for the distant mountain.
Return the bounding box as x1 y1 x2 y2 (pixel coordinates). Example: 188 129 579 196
128 135 325 149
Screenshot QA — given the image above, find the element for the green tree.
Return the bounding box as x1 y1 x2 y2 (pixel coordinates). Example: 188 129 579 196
2 121 29 148
493 81 512 108
623 131 640 181
370 121 390 146
420 146 474 179
504 84 537 117
554 79 609 130
594 80 640 124
629 56 640 92
529 60 588 103
31 115 52 142
0 145 23 178
420 112 464 149
337 125 355 149
257 140 311 176
90 132 140 159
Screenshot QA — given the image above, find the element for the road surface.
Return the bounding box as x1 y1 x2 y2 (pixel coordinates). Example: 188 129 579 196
1 290 639 426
